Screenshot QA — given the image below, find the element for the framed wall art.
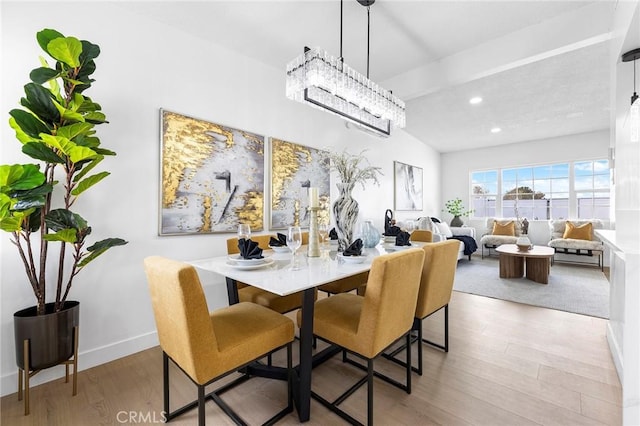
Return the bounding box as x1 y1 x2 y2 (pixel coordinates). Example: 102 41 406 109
270 138 330 229
159 109 264 235
394 161 423 211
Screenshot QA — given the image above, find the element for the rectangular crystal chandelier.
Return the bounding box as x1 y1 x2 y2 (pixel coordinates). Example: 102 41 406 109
286 47 406 137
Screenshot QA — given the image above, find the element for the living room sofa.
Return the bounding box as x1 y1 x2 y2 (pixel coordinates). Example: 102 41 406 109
413 217 476 261
547 219 604 270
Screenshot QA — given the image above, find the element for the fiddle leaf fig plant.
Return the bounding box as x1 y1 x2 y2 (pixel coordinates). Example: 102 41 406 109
0 28 127 315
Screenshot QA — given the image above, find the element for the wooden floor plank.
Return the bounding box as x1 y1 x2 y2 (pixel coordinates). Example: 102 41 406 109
1 291 621 425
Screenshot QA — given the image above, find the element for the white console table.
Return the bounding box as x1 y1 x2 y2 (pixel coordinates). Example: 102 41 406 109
595 229 639 425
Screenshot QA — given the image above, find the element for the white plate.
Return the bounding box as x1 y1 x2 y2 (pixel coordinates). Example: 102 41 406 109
226 258 275 270
227 254 267 265
382 242 414 251
269 245 290 253
337 253 366 264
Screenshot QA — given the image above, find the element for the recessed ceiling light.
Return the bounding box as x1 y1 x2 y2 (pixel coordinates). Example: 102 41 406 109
490 127 501 133
469 97 483 105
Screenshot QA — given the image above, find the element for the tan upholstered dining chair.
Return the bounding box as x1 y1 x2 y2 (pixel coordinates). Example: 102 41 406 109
410 229 433 242
144 256 294 426
299 248 425 425
384 240 459 375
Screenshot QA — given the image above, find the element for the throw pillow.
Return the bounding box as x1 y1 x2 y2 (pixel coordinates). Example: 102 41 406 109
492 221 515 236
436 222 453 238
563 221 592 240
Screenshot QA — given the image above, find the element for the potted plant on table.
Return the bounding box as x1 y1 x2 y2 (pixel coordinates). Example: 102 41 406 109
443 198 474 227
0 28 127 413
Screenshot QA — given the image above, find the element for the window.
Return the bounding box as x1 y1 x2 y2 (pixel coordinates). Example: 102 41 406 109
471 170 497 217
470 159 609 220
575 160 610 219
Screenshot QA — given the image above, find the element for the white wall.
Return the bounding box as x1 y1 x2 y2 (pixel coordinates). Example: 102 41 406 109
0 2 439 395
440 130 610 243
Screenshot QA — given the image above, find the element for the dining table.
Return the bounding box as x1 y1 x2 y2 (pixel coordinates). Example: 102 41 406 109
188 241 422 422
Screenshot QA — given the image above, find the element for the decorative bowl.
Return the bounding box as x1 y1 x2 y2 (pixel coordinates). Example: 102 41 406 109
517 244 532 252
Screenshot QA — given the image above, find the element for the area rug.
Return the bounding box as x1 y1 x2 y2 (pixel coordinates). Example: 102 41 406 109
453 256 610 318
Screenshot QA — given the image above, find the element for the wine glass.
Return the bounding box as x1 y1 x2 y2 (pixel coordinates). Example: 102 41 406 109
238 224 251 241
317 222 330 258
287 226 302 270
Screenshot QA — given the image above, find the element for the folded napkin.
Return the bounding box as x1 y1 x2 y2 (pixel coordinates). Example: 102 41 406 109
269 233 287 247
238 238 264 259
329 227 339 240
343 238 363 256
384 225 402 236
395 231 411 246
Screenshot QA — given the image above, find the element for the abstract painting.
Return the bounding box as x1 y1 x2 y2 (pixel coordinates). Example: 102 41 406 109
271 139 330 229
394 161 423 211
160 109 264 235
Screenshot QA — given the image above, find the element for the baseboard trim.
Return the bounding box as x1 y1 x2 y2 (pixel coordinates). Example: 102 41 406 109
0 331 158 397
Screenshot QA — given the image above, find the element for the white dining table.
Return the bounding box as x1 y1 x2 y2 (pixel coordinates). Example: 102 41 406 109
188 242 423 422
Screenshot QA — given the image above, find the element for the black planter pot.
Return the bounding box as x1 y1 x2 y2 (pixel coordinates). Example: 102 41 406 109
14 301 80 371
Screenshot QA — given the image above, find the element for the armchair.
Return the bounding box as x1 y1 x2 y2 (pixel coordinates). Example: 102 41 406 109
479 217 522 258
547 219 604 270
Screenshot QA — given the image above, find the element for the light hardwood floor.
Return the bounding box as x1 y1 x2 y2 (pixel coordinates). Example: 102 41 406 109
1 291 621 425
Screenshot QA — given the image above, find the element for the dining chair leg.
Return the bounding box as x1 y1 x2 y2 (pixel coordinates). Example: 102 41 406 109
406 332 412 394
417 320 423 376
444 305 449 353
163 352 170 418
367 358 374 426
198 385 205 426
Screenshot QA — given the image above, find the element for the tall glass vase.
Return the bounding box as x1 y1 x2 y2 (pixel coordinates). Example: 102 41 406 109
332 182 359 252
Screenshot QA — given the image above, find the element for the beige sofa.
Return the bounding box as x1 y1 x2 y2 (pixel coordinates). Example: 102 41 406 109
479 217 523 258
547 219 604 270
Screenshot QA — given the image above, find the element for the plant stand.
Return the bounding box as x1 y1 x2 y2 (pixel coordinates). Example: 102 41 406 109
17 326 79 415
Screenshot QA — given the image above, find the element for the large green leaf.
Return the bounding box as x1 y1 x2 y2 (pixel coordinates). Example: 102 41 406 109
0 216 23 232
0 164 45 190
36 29 64 54
68 145 98 163
73 156 102 181
57 122 94 140
43 228 77 243
52 98 85 123
12 183 53 199
71 171 109 196
21 83 60 124
92 147 116 156
29 67 59 84
22 142 65 164
47 37 82 68
79 40 100 64
13 197 46 211
74 135 100 148
79 238 128 267
9 117 38 144
84 111 107 124
9 109 50 138
77 97 101 113
45 208 87 232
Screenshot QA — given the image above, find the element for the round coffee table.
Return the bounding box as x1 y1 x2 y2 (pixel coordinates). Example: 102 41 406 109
495 244 554 284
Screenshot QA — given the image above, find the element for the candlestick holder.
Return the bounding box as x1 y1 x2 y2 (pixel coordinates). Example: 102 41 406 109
307 206 321 257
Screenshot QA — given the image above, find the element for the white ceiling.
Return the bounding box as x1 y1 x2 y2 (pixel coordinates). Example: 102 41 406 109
125 0 615 152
